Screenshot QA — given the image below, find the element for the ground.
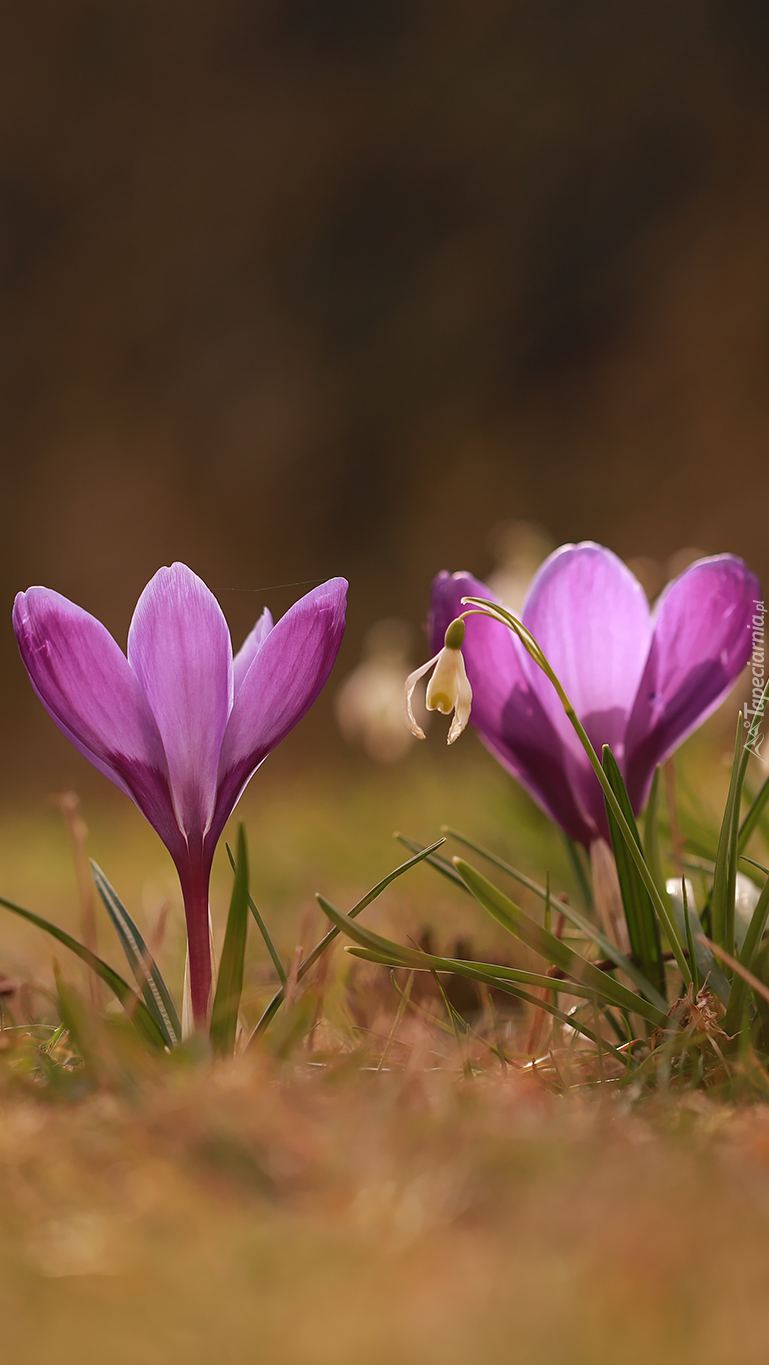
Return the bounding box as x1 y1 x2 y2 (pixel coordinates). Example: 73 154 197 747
0 723 764 1363
3 1064 769 1364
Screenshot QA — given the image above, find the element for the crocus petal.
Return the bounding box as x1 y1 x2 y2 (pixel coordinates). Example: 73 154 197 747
13 588 180 853
211 577 347 845
522 543 652 767
430 572 598 844
624 554 760 810
127 563 233 842
233 607 274 696
404 653 441 739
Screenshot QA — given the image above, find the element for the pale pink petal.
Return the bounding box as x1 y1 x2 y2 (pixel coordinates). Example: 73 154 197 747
128 563 233 842
211 578 347 846
522 542 652 767
430 571 599 843
233 608 274 697
625 554 760 808
13 587 181 856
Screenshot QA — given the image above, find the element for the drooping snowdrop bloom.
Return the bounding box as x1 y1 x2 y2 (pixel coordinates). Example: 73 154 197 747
428 543 759 846
13 565 347 1024
404 618 472 745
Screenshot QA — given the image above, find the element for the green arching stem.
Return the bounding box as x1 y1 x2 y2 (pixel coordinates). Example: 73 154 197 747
457 598 692 986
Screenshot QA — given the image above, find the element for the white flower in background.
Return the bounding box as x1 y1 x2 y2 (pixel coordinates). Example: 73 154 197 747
486 520 554 613
336 619 426 762
667 873 760 953
404 618 472 746
734 871 761 949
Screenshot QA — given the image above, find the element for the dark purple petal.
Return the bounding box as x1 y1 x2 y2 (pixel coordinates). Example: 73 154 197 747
430 572 599 843
127 563 233 842
522 543 652 768
624 555 760 809
233 607 273 697
211 578 347 846
13 588 181 855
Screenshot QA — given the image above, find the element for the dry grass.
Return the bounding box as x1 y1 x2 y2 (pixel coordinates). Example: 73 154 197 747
0 729 764 1363
2 1051 769 1364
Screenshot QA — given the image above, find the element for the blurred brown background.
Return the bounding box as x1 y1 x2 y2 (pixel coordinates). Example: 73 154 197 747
3 0 769 789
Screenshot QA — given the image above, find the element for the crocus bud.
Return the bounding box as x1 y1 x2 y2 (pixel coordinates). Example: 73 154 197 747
403 618 472 745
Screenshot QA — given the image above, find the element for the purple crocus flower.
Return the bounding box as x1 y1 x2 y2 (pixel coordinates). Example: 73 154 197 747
13 565 347 1025
430 543 759 846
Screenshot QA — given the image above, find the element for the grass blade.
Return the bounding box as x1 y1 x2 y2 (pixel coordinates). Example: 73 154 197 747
442 826 666 1010
665 878 730 1004
735 676 769 857
452 858 668 1027
315 906 628 1064
316 897 622 1000
245 838 446 1047
701 936 769 1011
562 835 594 911
682 878 699 996
346 942 645 1006
710 715 745 956
723 870 769 1033
0 892 165 1050
377 970 414 1069
225 842 286 985
91 861 181 1047
738 772 769 853
643 770 671 902
210 825 250 1058
602 746 665 1001
395 833 469 891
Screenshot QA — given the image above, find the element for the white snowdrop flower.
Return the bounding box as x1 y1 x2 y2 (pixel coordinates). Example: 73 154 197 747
403 618 472 745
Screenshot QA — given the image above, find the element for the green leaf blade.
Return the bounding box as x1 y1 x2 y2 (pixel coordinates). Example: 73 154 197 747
0 892 165 1050
246 839 446 1046
442 826 666 1009
317 902 627 1064
666 878 730 1005
91 860 181 1047
452 858 667 1028
602 746 666 1001
225 842 287 984
394 834 470 891
739 772 769 854
210 825 250 1058
711 715 745 957
724 870 769 1033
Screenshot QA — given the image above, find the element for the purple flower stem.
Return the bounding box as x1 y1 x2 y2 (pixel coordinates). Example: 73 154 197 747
177 851 213 1026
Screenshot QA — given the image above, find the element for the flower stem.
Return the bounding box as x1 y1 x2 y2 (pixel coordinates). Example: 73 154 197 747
178 852 213 1027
